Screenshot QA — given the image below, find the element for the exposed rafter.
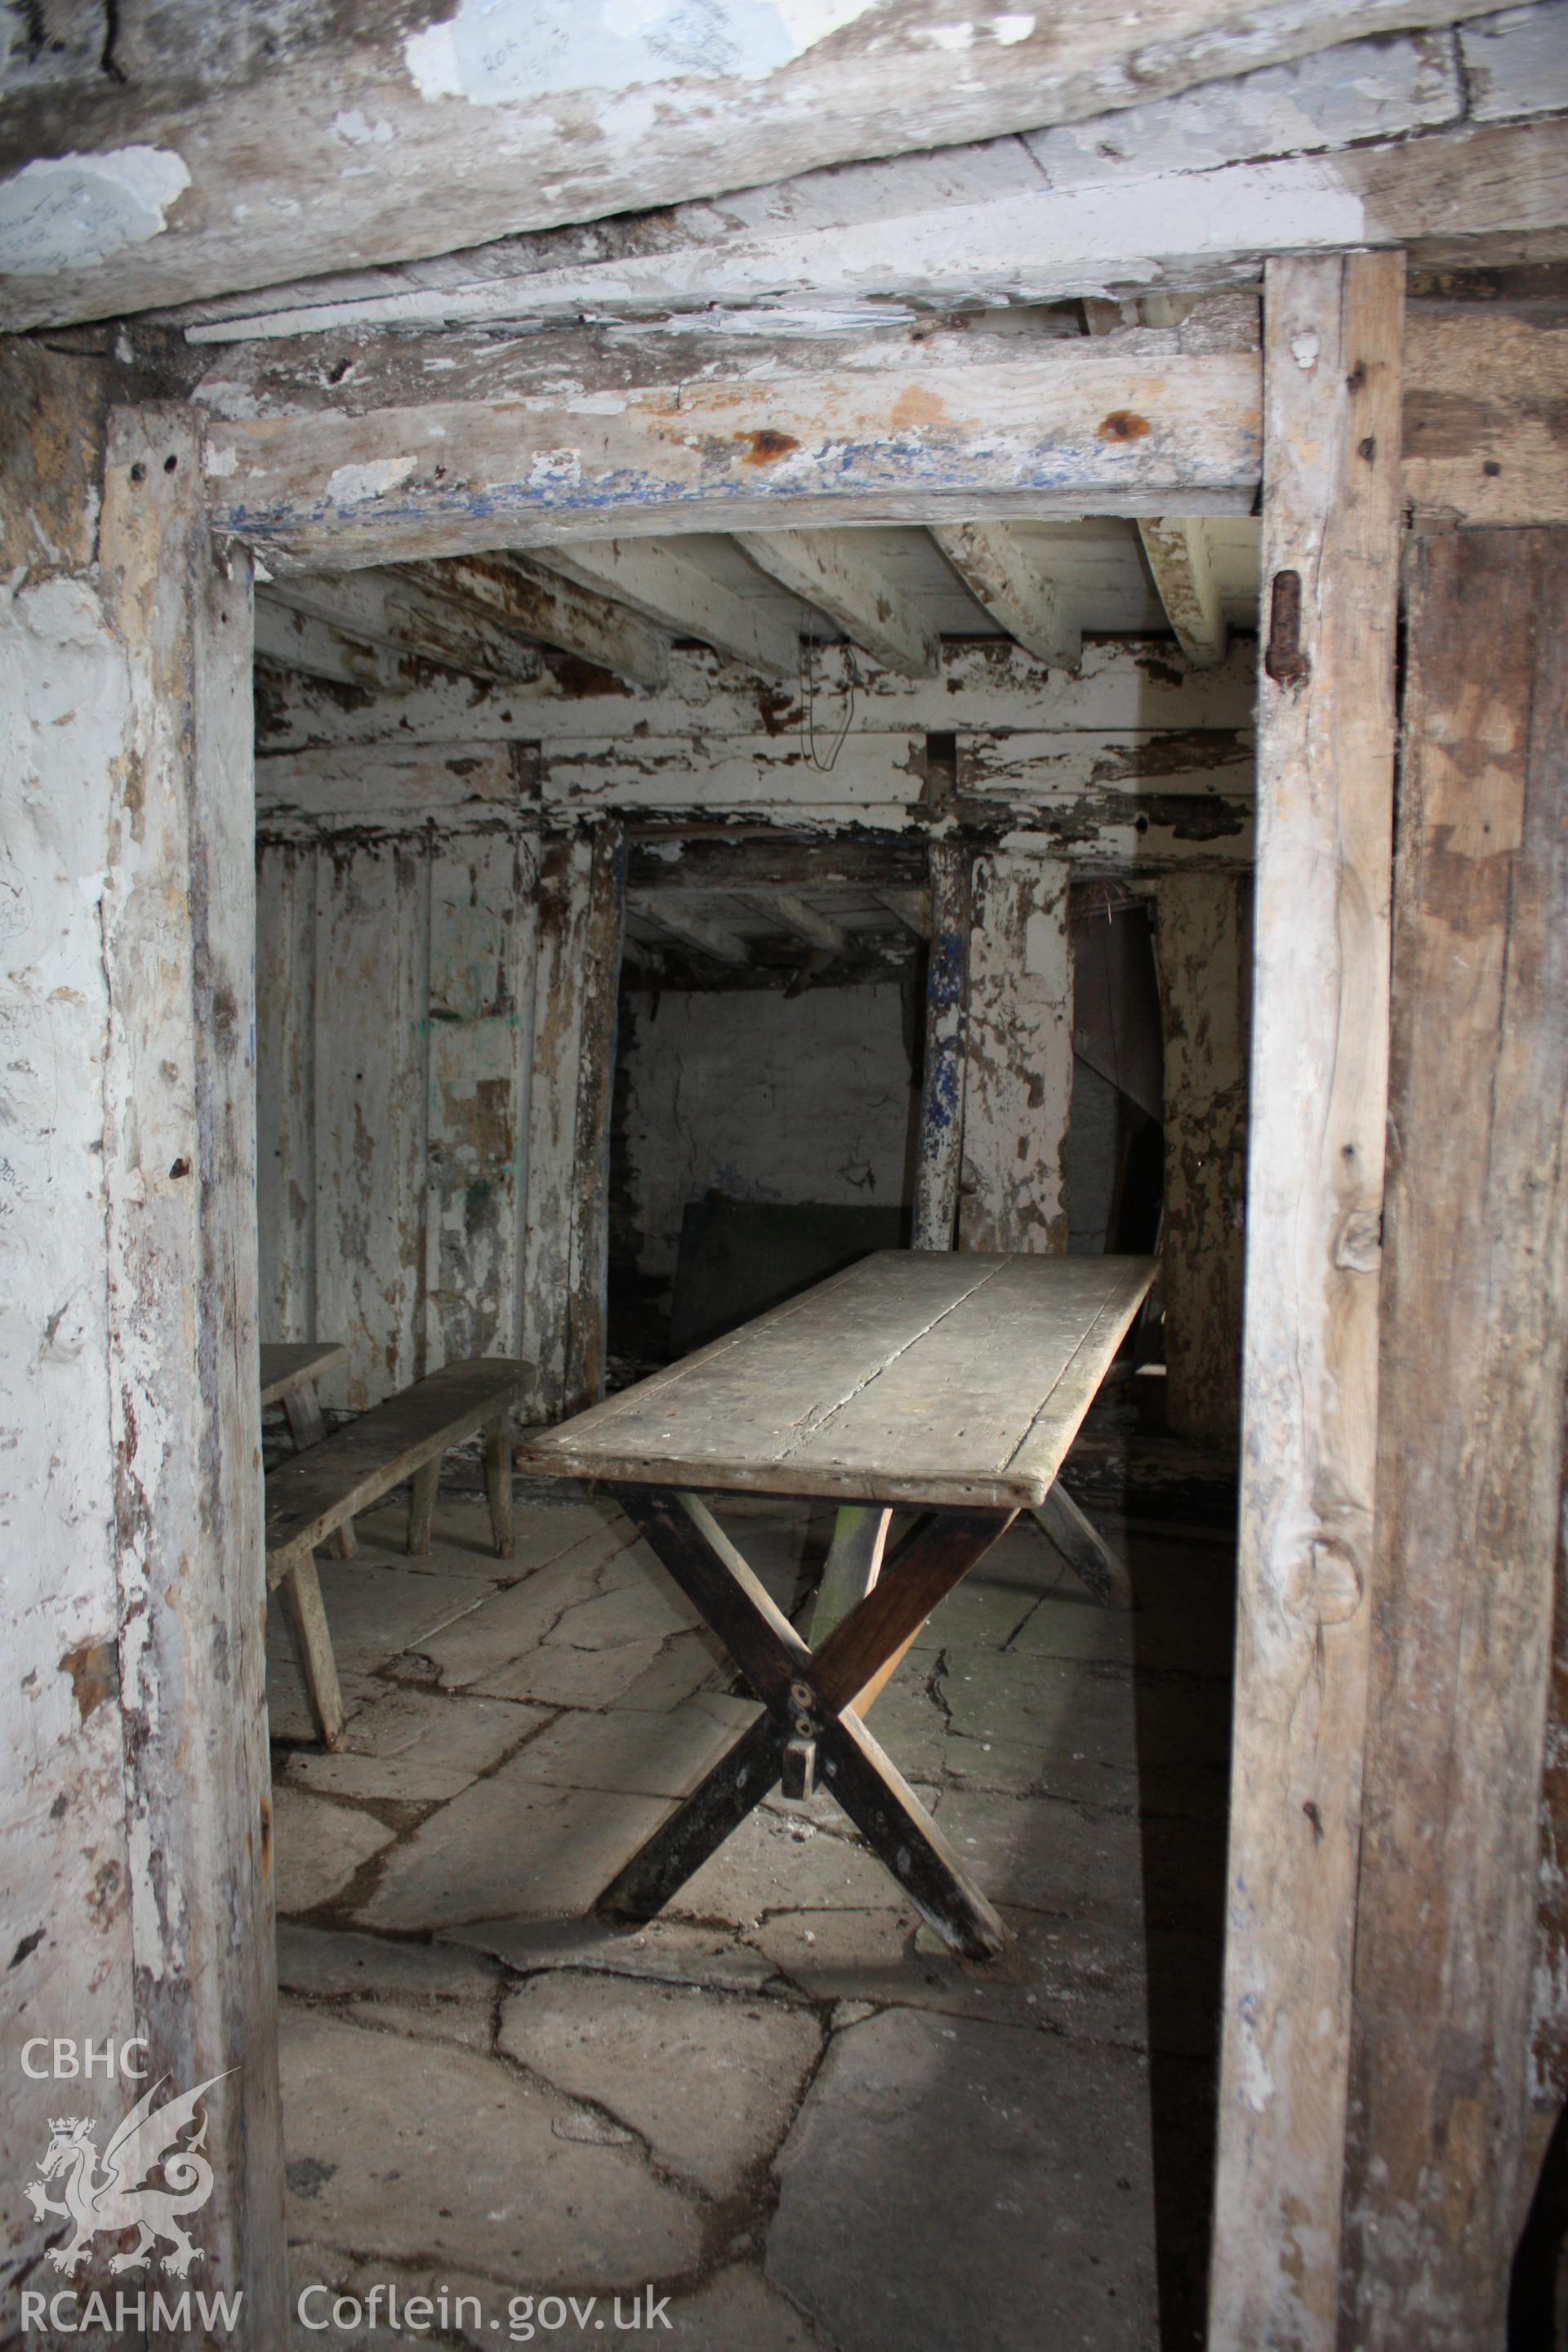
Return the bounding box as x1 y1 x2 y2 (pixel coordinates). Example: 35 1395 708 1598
531 541 801 682
931 524 1082 670
736 531 938 679
1137 518 1230 666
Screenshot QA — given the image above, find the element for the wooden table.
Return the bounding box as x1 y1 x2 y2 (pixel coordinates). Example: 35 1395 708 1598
519 1250 1156 1959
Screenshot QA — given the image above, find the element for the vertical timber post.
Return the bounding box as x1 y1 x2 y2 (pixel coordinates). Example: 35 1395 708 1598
911 839 969 1252
520 821 626 1423
1152 872 1251 1449
957 846 1073 1254
1343 529 1568 2349
1208 252 1405 2352
0 376 285 2338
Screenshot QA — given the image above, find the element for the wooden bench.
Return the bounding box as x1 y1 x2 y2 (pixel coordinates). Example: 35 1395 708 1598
261 1339 359 1554
265 1356 527 1749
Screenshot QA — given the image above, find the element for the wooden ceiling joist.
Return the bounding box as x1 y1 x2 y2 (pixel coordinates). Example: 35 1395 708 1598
736 530 940 678
1136 518 1230 667
626 837 929 893
405 552 671 690
874 889 933 938
261 568 542 685
530 540 801 682
252 598 420 693
743 893 852 956
635 897 751 966
930 523 1083 671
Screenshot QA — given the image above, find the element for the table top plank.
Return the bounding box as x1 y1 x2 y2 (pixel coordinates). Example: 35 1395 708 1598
519 1253 1156 1509
260 1340 350 1409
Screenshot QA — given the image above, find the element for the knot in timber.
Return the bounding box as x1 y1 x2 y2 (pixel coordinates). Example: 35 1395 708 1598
1334 1208 1383 1273
1285 1540 1364 1627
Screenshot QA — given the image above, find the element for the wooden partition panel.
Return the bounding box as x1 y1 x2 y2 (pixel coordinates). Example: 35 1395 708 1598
1208 252 1405 2351
1342 529 1568 2348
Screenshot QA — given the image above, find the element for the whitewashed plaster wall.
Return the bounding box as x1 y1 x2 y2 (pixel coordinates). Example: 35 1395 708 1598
616 983 918 1298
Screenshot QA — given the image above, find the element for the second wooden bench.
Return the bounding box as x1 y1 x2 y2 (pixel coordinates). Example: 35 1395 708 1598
266 1356 527 1749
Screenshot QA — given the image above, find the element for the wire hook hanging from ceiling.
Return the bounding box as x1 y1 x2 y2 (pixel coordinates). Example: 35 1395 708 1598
800 635 863 773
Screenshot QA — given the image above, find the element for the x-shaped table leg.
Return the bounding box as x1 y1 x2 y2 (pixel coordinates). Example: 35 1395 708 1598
595 1486 1018 1960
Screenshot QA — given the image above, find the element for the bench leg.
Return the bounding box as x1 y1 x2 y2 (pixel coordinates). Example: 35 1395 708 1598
278 1554 347 1751
332 1520 358 1560
408 1458 440 1556
483 1415 514 1559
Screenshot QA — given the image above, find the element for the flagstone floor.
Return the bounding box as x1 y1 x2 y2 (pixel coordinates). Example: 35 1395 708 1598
269 1457 1235 2352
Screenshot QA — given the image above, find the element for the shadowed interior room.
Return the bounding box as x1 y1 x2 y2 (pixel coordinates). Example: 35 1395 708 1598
3 7 1567 2350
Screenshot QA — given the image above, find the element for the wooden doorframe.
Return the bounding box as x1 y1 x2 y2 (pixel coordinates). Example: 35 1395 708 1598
79 270 1554 2326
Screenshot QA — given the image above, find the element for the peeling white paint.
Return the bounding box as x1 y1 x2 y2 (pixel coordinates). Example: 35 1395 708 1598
403 0 874 106
0 145 189 275
325 455 420 505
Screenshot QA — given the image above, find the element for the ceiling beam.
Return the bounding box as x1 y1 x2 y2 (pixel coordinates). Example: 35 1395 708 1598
0 3 1499 333
931 523 1082 670
167 98 1562 348
531 541 801 682
197 332 1261 573
403 552 670 689
736 531 938 678
627 837 929 892
1136 518 1230 667
742 893 851 956
262 568 542 684
635 897 751 966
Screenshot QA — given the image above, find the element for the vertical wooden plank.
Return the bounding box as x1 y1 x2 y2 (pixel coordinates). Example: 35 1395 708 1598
911 840 969 1252
425 826 533 1370
1209 251 1405 2352
1342 528 1568 2349
520 822 624 1423
255 839 317 1344
957 846 1072 1254
313 838 429 1407
97 407 287 2334
1153 871 1250 1449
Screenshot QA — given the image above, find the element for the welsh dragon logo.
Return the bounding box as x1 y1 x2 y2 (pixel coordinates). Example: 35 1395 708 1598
24 2072 229 2278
